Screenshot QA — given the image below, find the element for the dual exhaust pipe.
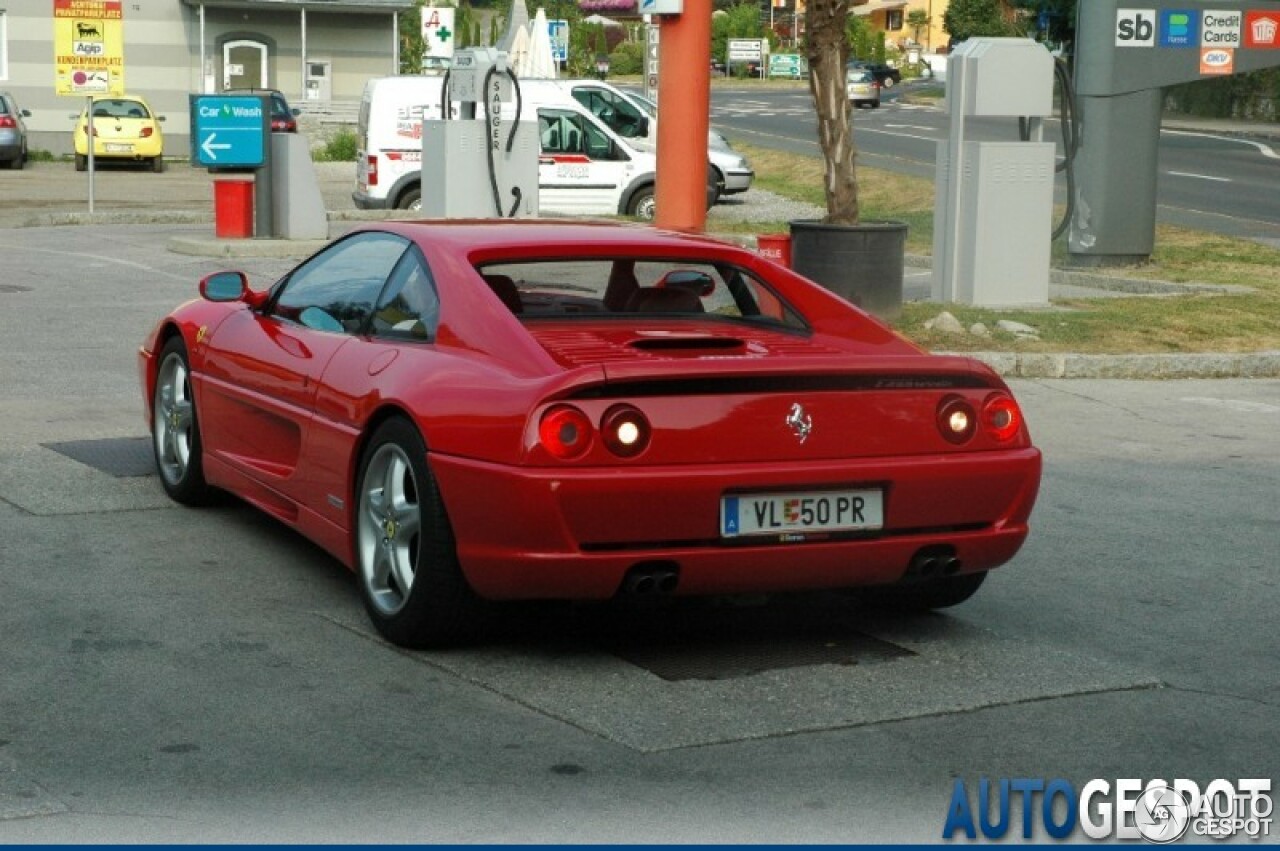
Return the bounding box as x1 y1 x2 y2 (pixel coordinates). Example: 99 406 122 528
908 547 962 580
620 561 680 596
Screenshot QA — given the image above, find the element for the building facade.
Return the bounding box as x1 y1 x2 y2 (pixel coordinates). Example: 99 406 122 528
1 0 411 155
853 0 951 55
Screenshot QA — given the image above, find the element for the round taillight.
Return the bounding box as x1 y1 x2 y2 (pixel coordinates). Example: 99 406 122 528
601 405 651 458
539 405 593 460
983 395 1022 442
937 396 977 444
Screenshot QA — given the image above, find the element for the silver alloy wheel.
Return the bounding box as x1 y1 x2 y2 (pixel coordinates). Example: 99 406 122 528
634 194 656 221
409 197 422 212
358 443 422 616
153 352 195 485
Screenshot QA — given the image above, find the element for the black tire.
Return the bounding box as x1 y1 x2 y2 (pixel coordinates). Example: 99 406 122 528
881 76 896 88
152 336 212 506
75 153 87 172
627 185 655 220
152 156 165 173
354 417 485 648
857 571 987 613
396 186 421 212
709 167 724 207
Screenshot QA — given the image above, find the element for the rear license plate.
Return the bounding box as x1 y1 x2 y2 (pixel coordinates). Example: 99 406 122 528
721 489 884 538
104 143 132 153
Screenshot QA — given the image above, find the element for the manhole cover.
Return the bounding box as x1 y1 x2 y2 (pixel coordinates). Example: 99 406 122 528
43 437 155 478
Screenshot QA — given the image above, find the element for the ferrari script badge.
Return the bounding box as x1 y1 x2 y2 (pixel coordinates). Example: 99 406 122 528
786 403 813 444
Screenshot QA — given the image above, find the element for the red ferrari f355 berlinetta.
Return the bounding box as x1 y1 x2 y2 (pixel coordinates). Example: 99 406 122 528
139 221 1041 647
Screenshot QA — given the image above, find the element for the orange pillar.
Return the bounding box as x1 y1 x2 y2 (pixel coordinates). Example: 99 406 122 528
654 0 712 232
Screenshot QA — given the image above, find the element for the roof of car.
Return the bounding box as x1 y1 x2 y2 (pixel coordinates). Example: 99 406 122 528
365 220 755 261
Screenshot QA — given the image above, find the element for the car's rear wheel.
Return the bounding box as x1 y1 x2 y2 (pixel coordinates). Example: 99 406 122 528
858 571 987 612
355 417 483 647
152 337 211 505
152 156 165 173
74 153 86 172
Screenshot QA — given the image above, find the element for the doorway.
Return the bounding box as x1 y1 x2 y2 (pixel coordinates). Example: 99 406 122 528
223 39 268 89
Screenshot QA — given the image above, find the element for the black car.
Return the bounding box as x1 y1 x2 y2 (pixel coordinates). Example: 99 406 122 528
221 88 300 132
848 61 902 88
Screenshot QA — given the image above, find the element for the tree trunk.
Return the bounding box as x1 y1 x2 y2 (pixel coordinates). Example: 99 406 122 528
806 0 859 225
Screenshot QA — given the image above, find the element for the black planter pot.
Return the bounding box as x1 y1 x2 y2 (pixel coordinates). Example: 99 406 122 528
788 219 909 320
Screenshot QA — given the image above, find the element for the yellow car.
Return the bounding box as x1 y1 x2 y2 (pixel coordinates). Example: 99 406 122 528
73 95 165 172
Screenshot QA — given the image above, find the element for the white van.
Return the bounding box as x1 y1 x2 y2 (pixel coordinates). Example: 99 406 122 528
544 80 754 198
353 75 720 217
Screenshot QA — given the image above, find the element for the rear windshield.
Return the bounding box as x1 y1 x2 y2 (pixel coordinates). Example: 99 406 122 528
90 99 150 119
476 258 807 330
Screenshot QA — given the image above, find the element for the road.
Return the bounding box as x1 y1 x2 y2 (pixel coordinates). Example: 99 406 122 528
0 222 1276 840
701 84 1280 244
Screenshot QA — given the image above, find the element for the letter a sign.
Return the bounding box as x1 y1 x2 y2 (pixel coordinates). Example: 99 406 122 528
421 7 456 60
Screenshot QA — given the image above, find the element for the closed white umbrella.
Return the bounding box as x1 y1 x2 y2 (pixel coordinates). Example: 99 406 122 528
527 8 558 79
508 24 532 78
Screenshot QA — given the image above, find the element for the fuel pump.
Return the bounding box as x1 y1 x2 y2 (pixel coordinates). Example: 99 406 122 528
421 47 540 218
932 38 1056 307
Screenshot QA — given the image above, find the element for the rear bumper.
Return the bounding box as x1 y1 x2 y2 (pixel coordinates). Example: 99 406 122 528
432 449 1041 600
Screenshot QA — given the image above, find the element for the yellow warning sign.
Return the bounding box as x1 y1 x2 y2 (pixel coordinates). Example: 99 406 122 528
54 0 125 96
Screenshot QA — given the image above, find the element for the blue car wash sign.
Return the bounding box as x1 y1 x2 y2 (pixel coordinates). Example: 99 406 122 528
189 94 269 168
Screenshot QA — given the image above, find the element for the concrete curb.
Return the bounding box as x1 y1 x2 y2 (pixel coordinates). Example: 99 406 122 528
953 351 1280 379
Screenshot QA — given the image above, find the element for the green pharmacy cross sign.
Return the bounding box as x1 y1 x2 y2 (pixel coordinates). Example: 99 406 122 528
188 94 270 169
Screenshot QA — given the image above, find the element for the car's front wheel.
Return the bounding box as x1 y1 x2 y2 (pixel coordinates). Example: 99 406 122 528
397 187 422 212
152 336 211 505
627 185 656 220
74 153 86 172
355 417 483 647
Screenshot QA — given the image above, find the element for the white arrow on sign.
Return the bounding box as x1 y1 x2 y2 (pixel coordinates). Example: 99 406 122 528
201 132 232 161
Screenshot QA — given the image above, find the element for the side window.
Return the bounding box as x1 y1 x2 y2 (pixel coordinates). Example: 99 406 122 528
571 88 638 139
582 118 619 161
539 109 584 155
370 245 440 341
273 232 409 334
603 91 645 138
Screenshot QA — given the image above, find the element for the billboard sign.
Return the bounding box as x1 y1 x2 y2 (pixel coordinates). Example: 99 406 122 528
54 0 124 95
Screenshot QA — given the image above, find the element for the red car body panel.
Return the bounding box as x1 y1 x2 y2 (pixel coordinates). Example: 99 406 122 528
139 220 1041 601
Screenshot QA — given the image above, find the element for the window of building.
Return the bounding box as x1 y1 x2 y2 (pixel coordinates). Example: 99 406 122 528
0 11 9 81
886 9 904 31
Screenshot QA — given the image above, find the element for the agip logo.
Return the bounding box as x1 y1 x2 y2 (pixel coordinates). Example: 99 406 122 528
1116 9 1158 46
